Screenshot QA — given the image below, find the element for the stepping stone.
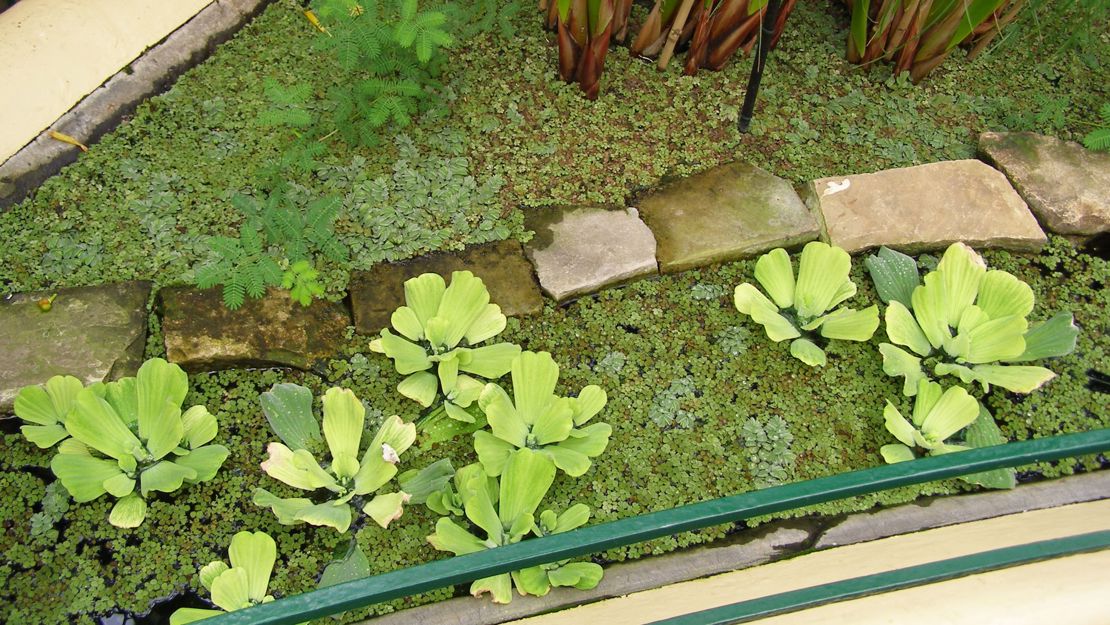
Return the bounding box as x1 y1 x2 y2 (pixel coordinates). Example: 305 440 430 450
0 282 150 413
804 159 1047 254
524 205 658 302
160 287 350 371
979 132 1110 237
636 161 819 273
349 239 544 335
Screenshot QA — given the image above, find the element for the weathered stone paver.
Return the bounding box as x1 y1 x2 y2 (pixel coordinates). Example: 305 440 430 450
0 282 150 413
979 131 1110 236
349 239 544 334
805 159 1047 253
636 162 819 273
524 205 658 302
160 287 350 371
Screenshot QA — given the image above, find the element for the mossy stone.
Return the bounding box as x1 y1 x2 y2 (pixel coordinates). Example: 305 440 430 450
635 162 819 273
160 286 351 371
979 132 1110 237
0 281 150 413
808 160 1048 254
348 239 544 334
524 205 658 302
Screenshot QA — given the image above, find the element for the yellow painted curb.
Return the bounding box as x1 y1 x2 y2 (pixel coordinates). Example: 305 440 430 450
0 0 212 162
514 499 1110 625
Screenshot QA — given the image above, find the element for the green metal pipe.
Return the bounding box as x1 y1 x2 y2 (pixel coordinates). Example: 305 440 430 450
203 428 1110 625
652 529 1110 624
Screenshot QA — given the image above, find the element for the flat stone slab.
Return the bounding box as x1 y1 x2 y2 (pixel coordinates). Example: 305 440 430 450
349 239 544 334
0 281 150 413
524 205 658 302
160 287 350 371
806 159 1047 253
636 162 819 273
979 132 1110 236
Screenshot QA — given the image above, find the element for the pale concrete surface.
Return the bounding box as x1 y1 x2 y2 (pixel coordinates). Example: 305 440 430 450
751 551 1110 625
0 0 212 162
513 499 1110 625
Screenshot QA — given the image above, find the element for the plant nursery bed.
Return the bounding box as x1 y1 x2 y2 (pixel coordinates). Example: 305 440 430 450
2 236 1107 624
0 1 1108 624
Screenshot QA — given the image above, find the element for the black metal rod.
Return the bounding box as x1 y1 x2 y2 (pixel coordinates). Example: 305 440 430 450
739 0 784 133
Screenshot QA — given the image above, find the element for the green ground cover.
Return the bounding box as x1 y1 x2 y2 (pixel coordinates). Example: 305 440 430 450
1 237 1106 623
1 1 1108 622
0 0 1105 297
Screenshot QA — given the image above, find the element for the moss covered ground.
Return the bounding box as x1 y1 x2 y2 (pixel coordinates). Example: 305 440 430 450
0 0 1107 621
1 237 1106 623
0 0 1106 297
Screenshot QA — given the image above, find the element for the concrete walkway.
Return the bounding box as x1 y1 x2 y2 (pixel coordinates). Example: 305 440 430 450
0 0 211 162
513 499 1110 625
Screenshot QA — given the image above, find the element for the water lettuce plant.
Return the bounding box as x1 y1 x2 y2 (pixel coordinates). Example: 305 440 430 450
48 358 229 528
169 531 281 624
474 351 611 477
370 271 521 421
253 384 417 533
879 379 1016 489
14 374 88 449
734 242 879 366
426 450 602 603
876 243 1078 396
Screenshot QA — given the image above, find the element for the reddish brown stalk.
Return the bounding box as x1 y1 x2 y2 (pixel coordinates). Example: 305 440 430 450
708 0 751 46
613 0 634 42
769 0 796 48
557 18 580 81
630 0 664 55
967 0 1023 60
546 1 559 30
894 0 931 75
885 0 920 61
863 0 898 63
910 48 949 82
579 7 615 98
684 5 713 75
915 0 967 62
706 9 761 70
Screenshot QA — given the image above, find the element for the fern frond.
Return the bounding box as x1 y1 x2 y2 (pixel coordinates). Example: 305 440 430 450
1083 127 1110 151
222 282 246 310
207 236 242 259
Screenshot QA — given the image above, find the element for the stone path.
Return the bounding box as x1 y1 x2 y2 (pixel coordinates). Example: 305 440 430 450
636 162 819 273
524 205 657 302
979 132 1110 237
2 132 1106 391
0 282 150 412
804 160 1047 253
160 286 350 371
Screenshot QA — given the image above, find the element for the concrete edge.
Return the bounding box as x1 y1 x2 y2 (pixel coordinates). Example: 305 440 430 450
359 470 1110 625
0 0 274 210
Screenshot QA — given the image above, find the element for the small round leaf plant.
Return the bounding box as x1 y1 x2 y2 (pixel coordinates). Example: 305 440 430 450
734 241 880 366
370 270 522 422
169 531 293 625
474 351 611 478
426 450 603 604
253 383 417 533
31 358 229 528
870 243 1078 396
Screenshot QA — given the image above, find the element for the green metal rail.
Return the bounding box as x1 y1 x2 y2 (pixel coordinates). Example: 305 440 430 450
652 530 1110 624
205 428 1110 625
